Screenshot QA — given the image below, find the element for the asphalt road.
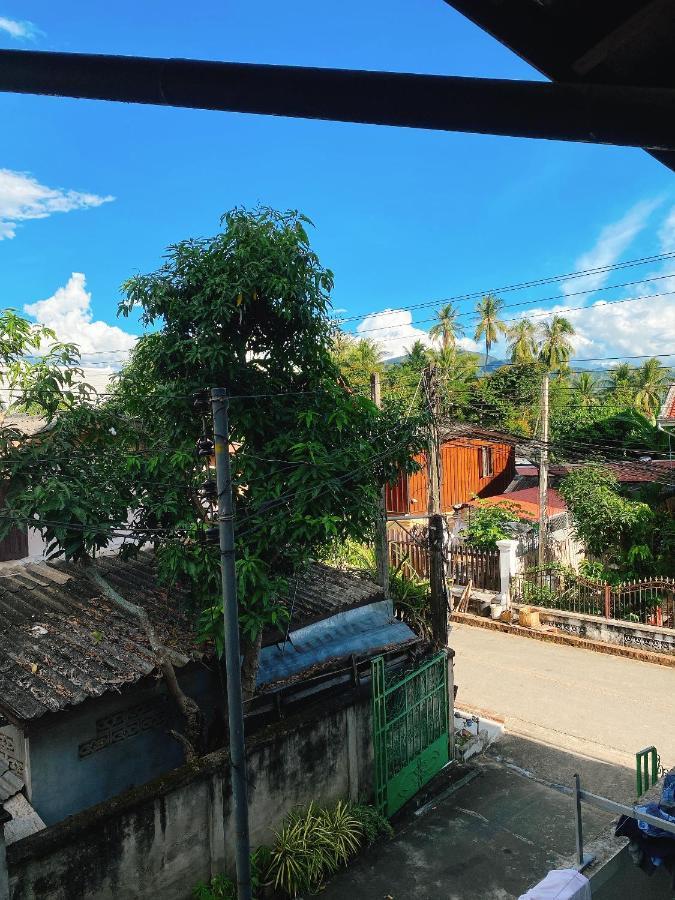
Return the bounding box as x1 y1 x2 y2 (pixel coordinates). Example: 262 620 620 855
450 622 675 799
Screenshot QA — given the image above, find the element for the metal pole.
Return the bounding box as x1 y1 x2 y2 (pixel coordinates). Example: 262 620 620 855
370 372 390 598
5 50 675 150
573 773 584 867
211 387 251 900
538 371 549 568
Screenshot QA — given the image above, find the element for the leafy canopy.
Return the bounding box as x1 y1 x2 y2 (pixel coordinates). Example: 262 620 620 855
1 208 424 651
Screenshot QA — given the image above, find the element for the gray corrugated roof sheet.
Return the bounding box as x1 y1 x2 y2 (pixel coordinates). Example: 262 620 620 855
258 600 416 688
282 563 384 627
0 554 200 724
0 555 390 723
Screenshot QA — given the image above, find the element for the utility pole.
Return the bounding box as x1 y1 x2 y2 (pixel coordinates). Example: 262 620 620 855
211 387 252 900
424 363 443 515
370 372 389 598
424 364 447 646
538 371 550 568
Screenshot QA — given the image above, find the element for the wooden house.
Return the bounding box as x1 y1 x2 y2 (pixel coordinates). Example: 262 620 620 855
386 434 515 517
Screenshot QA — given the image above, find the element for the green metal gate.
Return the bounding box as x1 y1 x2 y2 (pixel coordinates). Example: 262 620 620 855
372 651 450 817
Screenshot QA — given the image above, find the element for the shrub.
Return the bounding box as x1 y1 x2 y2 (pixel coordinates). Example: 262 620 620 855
268 800 390 897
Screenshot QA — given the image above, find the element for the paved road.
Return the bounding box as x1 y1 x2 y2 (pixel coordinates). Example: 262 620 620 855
450 622 675 798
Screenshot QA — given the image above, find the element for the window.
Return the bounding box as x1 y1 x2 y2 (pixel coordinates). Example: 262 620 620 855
479 446 493 479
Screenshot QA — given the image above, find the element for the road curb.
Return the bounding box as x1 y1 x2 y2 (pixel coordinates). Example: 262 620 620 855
451 611 675 669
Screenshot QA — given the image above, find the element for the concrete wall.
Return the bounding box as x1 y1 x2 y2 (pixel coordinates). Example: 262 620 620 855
525 607 675 655
24 666 220 827
7 690 374 900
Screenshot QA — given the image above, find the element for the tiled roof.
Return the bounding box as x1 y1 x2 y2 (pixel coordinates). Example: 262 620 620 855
0 554 201 724
658 384 675 424
516 461 675 484
476 487 566 520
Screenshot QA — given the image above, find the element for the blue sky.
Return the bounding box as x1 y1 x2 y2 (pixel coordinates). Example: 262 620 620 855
1 0 675 367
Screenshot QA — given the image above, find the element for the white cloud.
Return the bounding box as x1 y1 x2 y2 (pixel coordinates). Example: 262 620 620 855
0 169 114 240
24 273 137 368
0 16 40 39
561 199 659 298
356 309 432 359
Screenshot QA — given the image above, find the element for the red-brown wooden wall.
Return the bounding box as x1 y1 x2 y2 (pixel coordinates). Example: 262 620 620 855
385 438 515 515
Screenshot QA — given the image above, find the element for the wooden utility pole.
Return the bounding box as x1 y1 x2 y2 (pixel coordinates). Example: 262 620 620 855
538 371 550 568
424 364 447 646
424 364 443 515
370 373 389 597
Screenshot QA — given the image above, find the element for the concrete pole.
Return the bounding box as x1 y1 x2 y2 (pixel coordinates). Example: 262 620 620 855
496 539 518 607
370 373 389 598
211 388 251 900
0 809 10 900
538 371 550 568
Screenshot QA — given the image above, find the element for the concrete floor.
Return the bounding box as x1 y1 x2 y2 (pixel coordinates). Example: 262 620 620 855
323 623 675 899
450 622 675 801
322 758 613 900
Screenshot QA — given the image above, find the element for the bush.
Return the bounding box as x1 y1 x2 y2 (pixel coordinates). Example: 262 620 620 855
268 800 390 897
463 500 523 550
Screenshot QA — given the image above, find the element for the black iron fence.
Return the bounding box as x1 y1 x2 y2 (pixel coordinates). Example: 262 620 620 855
512 567 675 628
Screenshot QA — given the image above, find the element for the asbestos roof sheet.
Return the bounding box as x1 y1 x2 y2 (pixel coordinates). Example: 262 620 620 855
0 554 200 724
280 563 384 631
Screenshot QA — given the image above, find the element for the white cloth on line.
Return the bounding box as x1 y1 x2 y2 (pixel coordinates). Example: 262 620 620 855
518 868 591 900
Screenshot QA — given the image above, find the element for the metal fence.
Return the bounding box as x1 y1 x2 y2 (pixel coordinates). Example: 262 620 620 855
512 568 675 628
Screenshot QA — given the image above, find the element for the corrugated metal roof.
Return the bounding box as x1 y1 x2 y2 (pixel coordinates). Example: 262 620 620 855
0 554 200 724
258 600 416 688
280 563 384 629
0 555 392 723
658 384 675 424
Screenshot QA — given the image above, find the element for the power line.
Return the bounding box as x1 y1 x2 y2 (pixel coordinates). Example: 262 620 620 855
342 280 675 339
333 248 675 326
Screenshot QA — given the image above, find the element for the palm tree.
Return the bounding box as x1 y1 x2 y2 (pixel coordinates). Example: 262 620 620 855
506 318 537 364
574 371 597 407
604 362 635 407
474 293 507 367
634 357 671 421
429 303 464 352
433 346 479 413
538 315 576 372
351 337 384 374
402 340 430 374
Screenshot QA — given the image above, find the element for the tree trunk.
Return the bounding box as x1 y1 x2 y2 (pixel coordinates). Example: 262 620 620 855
84 564 205 761
241 630 263 702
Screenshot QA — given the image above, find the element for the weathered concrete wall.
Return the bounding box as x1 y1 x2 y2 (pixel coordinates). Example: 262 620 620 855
25 666 220 827
7 690 374 900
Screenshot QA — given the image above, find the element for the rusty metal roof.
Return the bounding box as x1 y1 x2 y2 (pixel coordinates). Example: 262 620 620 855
0 554 200 724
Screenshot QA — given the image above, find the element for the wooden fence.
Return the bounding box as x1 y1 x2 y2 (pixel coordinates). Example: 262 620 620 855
512 568 675 628
388 525 500 591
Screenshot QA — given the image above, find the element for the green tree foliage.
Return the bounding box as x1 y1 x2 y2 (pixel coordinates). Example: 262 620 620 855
463 500 523 550
468 362 543 435
559 464 672 576
1 208 424 694
506 317 537 364
331 335 385 394
538 315 575 371
633 357 671 422
574 371 597 407
474 293 507 367
429 303 464 351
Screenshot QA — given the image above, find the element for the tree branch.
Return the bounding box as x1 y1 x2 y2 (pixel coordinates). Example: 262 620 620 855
85 563 205 759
